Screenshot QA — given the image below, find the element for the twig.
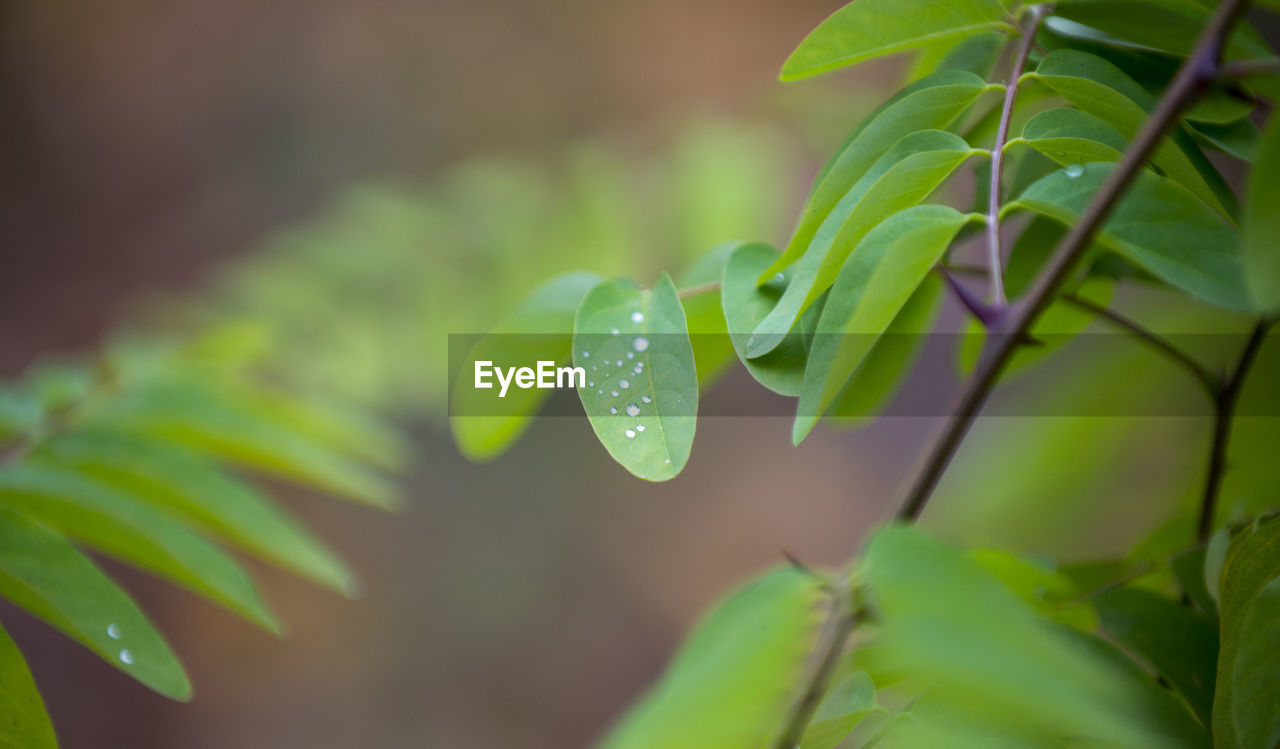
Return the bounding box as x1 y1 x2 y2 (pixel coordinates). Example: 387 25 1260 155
676 280 721 300
1219 56 1280 79
897 0 1254 522
985 5 1047 306
1197 319 1273 542
771 591 859 749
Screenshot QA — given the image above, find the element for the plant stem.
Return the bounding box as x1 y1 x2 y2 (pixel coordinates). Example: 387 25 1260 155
676 280 721 300
771 591 859 749
896 0 1253 523
985 5 1046 306
1197 319 1272 542
1220 56 1280 79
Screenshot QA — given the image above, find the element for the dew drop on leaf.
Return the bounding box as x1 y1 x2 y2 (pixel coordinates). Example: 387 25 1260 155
119 649 134 665
107 623 122 640
624 429 636 439
620 380 630 389
1065 163 1085 178
626 404 640 417
633 336 649 352
641 395 652 403
631 311 645 323
636 425 645 432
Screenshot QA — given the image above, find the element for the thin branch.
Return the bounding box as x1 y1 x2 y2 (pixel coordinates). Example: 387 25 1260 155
1197 319 1273 542
771 591 859 749
676 280 721 300
985 5 1046 306
897 0 1253 522
1219 56 1280 79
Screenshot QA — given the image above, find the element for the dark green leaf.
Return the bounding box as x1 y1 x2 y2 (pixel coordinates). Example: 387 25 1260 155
0 620 57 749
573 274 697 481
597 566 827 749
1173 545 1219 618
0 506 190 699
1052 0 1273 61
780 0 1013 81
1245 113 1280 313
1189 118 1262 162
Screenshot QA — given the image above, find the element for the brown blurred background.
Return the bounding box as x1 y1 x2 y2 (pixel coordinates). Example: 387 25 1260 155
0 1 1222 747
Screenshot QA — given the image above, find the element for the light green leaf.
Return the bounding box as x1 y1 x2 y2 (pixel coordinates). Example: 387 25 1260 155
1245 113 1280 313
37 428 354 595
770 72 992 281
0 462 279 633
573 274 697 481
1030 49 1238 218
1185 86 1257 126
721 242 816 396
676 244 737 389
1094 587 1218 726
0 506 190 700
450 271 602 460
749 130 979 357
800 671 879 749
88 379 398 510
1012 162 1250 310
597 566 827 749
1018 107 1128 167
1213 516 1280 749
909 31 1007 82
826 274 942 424
0 620 57 749
795 205 969 444
1052 0 1274 61
780 0 1012 81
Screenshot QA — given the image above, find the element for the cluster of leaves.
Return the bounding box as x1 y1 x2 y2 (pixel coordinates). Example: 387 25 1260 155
457 0 1280 746
0 325 404 747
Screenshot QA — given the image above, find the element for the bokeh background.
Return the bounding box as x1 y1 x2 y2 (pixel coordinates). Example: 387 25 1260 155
3 2 1275 747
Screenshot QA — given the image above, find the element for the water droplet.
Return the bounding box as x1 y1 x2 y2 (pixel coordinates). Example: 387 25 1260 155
774 272 785 282
747 334 757 348
119 649 134 665
624 429 636 439
611 328 620 336
626 352 634 359
631 311 645 323
610 407 618 414
597 389 603 394
581 351 590 358
611 390 619 397
633 336 649 352
664 458 671 464
626 404 640 417
619 380 630 389
616 360 623 367
636 425 645 432
1065 163 1085 178
641 395 652 403
588 381 595 387
107 623 122 639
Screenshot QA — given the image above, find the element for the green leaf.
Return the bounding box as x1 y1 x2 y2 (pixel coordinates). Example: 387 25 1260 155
89 379 398 510
1245 113 1280 313
721 242 816 396
780 0 1012 81
0 506 190 700
450 271 602 460
0 462 279 634
37 428 355 595
826 275 942 424
908 30 1007 82
771 72 991 280
749 130 979 358
1172 545 1219 618
1213 516 1280 748
800 671 879 749
1030 49 1238 218
795 205 969 443
676 245 737 389
1011 162 1250 310
0 620 57 749
1017 107 1128 167
1051 0 1274 61
573 274 697 481
597 566 827 749
1190 118 1262 162
1094 587 1218 726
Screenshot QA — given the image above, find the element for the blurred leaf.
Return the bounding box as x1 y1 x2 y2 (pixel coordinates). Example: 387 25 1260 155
749 130 978 358
771 72 991 280
1052 0 1273 61
450 271 602 461
38 428 354 595
1213 515 1280 748
0 462 279 633
1031 49 1237 218
779 0 1012 81
0 506 189 700
0 620 57 749
721 242 814 396
1094 587 1218 725
1013 163 1249 310
1172 545 1219 618
799 671 879 749
573 275 697 481
796 205 969 443
597 566 826 749
1245 113 1280 313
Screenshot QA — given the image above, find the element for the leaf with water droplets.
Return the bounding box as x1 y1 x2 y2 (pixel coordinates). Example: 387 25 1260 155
573 274 697 481
451 271 603 461
0 461 280 634
0 506 190 700
1011 163 1250 310
1245 112 1280 313
0 620 57 748
794 205 970 444
597 566 827 749
779 0 1012 81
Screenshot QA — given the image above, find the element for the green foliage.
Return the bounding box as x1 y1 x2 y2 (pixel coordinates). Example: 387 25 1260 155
0 331 402 740
0 620 56 749
1245 112 1280 313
